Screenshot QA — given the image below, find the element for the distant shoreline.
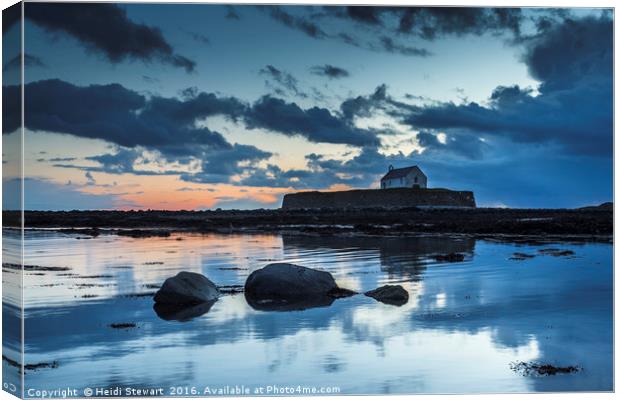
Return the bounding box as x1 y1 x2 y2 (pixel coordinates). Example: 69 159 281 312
2 207 612 242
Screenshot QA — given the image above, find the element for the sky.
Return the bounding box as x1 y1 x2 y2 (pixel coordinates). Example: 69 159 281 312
1 4 614 210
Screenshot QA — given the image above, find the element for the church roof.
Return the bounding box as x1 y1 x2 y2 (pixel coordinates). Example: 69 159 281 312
380 165 425 181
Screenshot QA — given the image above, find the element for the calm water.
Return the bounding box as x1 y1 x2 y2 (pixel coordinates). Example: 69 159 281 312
2 230 613 395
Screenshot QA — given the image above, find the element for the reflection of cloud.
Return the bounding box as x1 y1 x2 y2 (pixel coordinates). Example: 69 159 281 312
352 281 424 335
435 292 446 308
3 177 120 210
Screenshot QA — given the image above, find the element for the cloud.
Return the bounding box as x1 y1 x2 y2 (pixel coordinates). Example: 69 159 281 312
340 84 388 120
261 6 432 58
4 79 245 158
310 64 350 79
185 30 210 45
398 15 612 157
378 36 431 57
4 78 382 185
22 3 195 72
259 65 307 98
181 144 273 184
3 53 47 72
416 131 488 159
46 157 77 162
225 6 241 20
178 187 216 192
85 171 96 185
261 6 327 39
245 95 381 147
522 15 613 93
328 6 524 40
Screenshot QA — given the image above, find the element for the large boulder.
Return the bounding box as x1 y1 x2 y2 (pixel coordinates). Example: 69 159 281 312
365 285 409 306
154 271 220 305
244 263 356 310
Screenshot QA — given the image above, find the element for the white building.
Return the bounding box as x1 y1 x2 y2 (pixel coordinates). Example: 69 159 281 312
380 165 427 189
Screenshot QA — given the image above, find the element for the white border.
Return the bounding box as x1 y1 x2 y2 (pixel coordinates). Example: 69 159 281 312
0 1 615 400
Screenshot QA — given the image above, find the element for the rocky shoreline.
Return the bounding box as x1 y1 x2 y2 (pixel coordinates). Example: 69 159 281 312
3 207 612 242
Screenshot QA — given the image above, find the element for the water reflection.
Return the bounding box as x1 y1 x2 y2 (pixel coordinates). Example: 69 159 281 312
153 300 217 322
2 230 612 395
283 235 475 282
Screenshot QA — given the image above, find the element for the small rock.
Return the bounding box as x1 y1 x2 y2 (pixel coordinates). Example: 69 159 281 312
365 285 409 306
109 323 136 329
154 271 220 305
510 361 580 376
510 252 536 260
538 248 575 257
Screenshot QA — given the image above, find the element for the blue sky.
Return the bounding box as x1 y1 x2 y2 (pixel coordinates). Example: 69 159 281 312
2 4 613 210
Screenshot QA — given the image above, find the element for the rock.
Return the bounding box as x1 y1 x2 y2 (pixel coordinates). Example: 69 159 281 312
109 323 136 329
365 285 409 306
115 229 171 238
153 271 220 305
245 263 338 299
509 252 536 260
510 361 580 376
433 252 465 262
537 248 575 257
244 263 357 310
154 300 216 321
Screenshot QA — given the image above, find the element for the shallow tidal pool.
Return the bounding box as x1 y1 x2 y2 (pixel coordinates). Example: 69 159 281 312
2 230 613 395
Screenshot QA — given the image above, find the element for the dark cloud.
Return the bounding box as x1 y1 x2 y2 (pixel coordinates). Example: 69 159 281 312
5 79 381 167
3 53 47 72
180 144 273 184
489 85 534 108
225 6 240 20
185 30 210 45
522 15 613 93
417 131 487 160
378 36 431 57
261 6 432 57
261 6 327 39
3 79 247 159
4 79 274 183
263 6 582 59
310 64 350 79
259 65 307 98
85 171 96 185
328 6 524 40
178 187 216 192
398 15 612 157
245 96 381 147
340 84 388 120
47 157 77 162
84 148 150 175
22 3 195 72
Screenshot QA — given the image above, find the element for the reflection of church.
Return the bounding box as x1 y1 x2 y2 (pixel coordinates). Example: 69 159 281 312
282 235 475 283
